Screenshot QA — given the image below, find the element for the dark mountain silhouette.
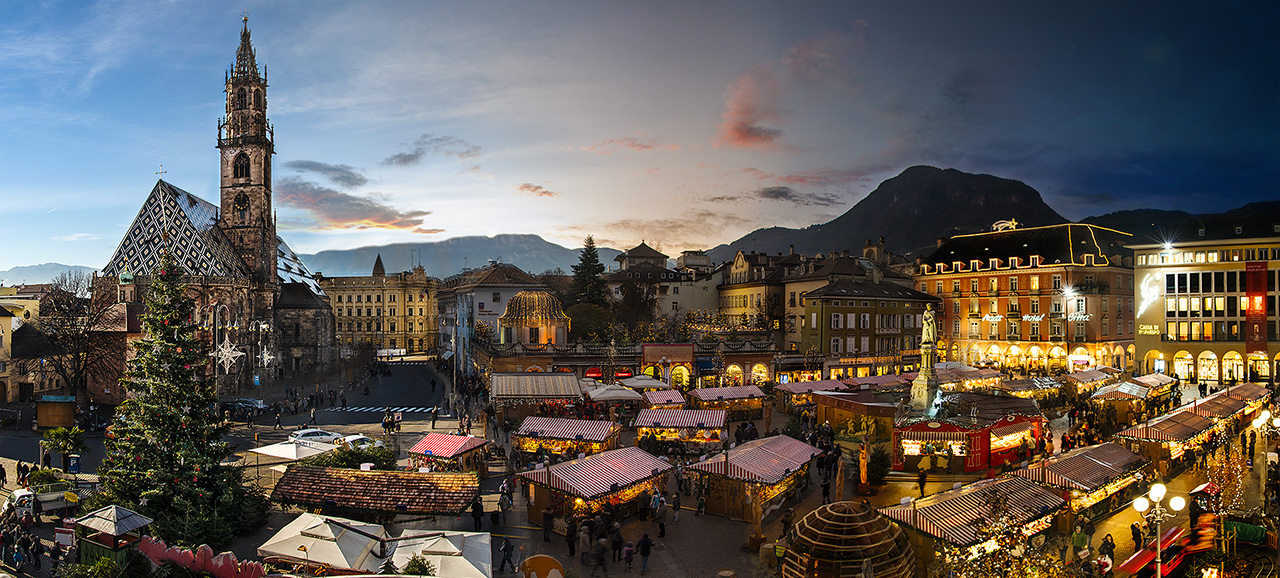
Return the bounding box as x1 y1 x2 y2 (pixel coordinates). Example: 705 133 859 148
706 166 1070 262
300 234 621 278
1082 202 1280 244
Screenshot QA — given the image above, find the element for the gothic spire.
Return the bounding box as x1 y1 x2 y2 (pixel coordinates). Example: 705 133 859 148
372 254 386 277
233 16 260 80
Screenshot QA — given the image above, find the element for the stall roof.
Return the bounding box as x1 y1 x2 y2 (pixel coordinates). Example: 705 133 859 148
688 435 821 484
688 385 766 402
878 476 1065 547
841 374 913 392
1182 393 1246 419
775 380 849 395
633 409 726 429
1131 373 1176 388
515 417 619 442
250 439 337 461
408 433 488 459
617 375 672 390
519 446 673 499
1115 411 1215 442
1090 381 1151 401
490 373 582 400
643 390 686 406
1062 369 1110 384
898 391 1043 429
1011 442 1148 491
991 378 1060 394
1221 382 1271 403
75 505 153 537
585 384 645 402
272 466 480 516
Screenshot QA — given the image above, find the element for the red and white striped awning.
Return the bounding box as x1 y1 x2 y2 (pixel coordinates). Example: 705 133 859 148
689 385 766 401
1115 410 1215 442
408 433 487 458
898 430 969 442
990 421 1035 439
879 476 1065 546
688 435 821 484
775 380 848 395
633 409 726 429
514 417 620 442
643 390 686 406
518 447 673 498
1012 442 1147 491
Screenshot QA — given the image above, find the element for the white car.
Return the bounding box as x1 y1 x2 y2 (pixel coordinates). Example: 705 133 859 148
340 434 386 450
289 428 344 444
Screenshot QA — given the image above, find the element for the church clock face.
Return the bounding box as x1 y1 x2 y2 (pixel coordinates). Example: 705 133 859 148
233 192 250 212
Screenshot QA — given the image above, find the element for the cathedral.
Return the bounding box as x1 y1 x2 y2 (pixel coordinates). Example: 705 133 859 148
100 18 336 389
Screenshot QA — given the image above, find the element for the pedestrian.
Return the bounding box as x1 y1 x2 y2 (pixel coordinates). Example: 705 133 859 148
542 506 554 542
649 491 661 519
654 499 669 538
774 537 787 574
622 541 635 570
637 489 651 521
578 527 592 565
1071 525 1088 560
341 394 347 410
309 406 317 425
30 537 41 570
637 534 654 575
470 501 484 531
1083 515 1096 548
41 452 50 470
916 468 928 498
670 492 681 521
566 518 578 558
274 411 283 429
0 463 6 487
49 541 62 574
498 492 513 524
697 494 706 516
610 523 623 562
821 479 831 504
497 538 515 573
590 538 608 577
1098 534 1116 560
781 508 795 536
1130 521 1143 552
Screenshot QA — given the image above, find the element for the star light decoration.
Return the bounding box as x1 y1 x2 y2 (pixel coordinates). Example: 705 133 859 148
209 334 245 373
258 348 275 367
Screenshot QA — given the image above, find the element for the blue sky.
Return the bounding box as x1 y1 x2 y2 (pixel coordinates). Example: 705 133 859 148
1 0 1276 270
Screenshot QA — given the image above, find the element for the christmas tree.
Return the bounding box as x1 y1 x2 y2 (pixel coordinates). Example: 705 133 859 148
94 251 267 546
569 235 608 307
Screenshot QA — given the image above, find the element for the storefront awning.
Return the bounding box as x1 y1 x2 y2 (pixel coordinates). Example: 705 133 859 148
899 430 968 442
990 421 1035 439
879 476 1064 547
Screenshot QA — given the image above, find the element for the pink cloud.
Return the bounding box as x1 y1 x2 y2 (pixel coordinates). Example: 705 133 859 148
516 183 559 197
714 67 784 149
582 135 679 155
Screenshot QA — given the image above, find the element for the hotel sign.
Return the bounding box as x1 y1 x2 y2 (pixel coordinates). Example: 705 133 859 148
982 314 1003 322
1022 314 1045 322
1068 313 1092 321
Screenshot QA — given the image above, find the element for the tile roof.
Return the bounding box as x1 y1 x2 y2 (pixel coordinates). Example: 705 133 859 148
688 435 822 484
514 417 619 442
518 447 673 498
879 476 1065 546
688 385 766 401
1011 442 1147 491
633 409 726 429
407 433 488 459
618 242 668 260
271 466 479 515
775 380 849 395
801 278 938 302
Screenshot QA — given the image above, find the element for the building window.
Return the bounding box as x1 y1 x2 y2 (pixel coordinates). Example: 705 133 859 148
1030 275 1040 291
1009 276 1018 291
831 314 842 329
1030 299 1040 314
952 281 960 293
953 301 960 315
233 153 250 179
1075 321 1085 339
969 320 980 338
970 279 979 292
390 307 396 316
1030 321 1040 337
989 278 999 292
1052 275 1062 290
952 319 960 336
493 292 501 303
376 295 382 303
389 294 396 302
390 321 396 332
830 338 841 354
935 281 943 294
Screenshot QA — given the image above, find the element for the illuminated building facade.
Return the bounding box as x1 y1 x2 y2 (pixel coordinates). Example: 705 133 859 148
913 223 1136 374
318 254 439 355
1130 213 1280 384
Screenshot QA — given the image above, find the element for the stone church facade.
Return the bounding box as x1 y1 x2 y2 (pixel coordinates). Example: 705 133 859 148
98 19 336 391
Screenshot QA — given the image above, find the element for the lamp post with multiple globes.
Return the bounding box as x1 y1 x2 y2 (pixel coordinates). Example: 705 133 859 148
1251 409 1280 511
1132 483 1185 578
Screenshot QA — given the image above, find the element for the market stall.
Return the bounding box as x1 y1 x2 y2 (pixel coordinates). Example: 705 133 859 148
774 380 848 414
1010 442 1149 520
633 408 726 448
812 389 904 443
1222 382 1273 420
1060 368 1114 399
407 433 489 476
642 389 686 410
841 373 913 393
987 377 1061 401
75 505 154 568
1114 410 1215 478
930 363 1002 392
1129 372 1179 407
519 446 673 532
271 466 480 522
879 476 1065 570
892 393 1046 473
687 385 767 420
618 375 672 391
489 373 583 424
512 416 621 458
1089 381 1155 428
685 435 821 521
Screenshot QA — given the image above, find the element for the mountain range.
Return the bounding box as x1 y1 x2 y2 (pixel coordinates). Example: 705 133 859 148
0 263 99 286
10 166 1274 283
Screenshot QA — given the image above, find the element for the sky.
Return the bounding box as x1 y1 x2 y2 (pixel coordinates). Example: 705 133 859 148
1 0 1277 271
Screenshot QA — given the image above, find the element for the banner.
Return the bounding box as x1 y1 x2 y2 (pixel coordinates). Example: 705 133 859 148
1245 261 1267 356
642 343 695 364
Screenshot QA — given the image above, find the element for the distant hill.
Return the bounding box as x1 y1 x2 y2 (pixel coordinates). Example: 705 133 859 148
301 234 623 278
706 166 1069 262
1081 202 1280 243
0 263 98 285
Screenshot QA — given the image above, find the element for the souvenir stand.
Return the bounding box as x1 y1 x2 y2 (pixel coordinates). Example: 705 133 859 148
1059 368 1114 399
74 505 154 567
685 435 821 521
687 385 767 420
1010 442 1149 523
633 409 726 448
519 446 673 533
892 392 1046 473
407 433 489 476
1129 372 1179 407
1089 381 1155 427
878 476 1065 571
489 373 583 424
987 377 1061 401
1222 382 1273 420
511 416 621 458
642 389 686 410
774 380 848 414
1114 410 1215 479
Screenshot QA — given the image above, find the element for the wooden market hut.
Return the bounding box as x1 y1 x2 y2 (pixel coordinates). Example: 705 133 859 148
1010 442 1150 522
878 476 1065 571
271 466 479 522
687 385 767 420
1129 372 1179 407
812 390 904 443
512 416 622 458
1222 382 1273 419
519 446 673 531
642 389 686 410
892 392 1046 473
783 501 915 578
686 435 821 521
407 433 489 476
987 377 1061 402
1089 381 1156 427
633 409 726 447
1183 390 1247 423
1114 410 1215 479
490 373 583 423
841 374 913 393
75 505 153 567
774 380 848 414
1060 368 1114 399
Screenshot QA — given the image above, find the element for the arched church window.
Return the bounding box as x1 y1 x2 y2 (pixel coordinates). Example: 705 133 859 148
233 153 250 179
254 89 263 110
236 87 247 110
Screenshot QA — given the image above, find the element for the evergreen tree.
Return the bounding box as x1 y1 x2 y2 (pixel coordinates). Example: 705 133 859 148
569 235 607 307
95 251 266 546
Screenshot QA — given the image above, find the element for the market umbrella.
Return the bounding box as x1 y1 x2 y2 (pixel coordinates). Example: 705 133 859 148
250 440 336 461
586 384 644 402
618 375 671 390
258 513 387 572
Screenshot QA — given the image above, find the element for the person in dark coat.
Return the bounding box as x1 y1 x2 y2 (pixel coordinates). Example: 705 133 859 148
470 500 484 531
637 534 654 576
566 518 578 558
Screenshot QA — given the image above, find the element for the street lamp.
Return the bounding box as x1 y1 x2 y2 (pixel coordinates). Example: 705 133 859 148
1133 483 1185 578
1251 409 1280 511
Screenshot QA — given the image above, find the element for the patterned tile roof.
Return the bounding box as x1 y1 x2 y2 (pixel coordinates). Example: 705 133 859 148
879 476 1065 546
632 409 726 429
642 390 686 406
688 385 766 401
1011 442 1147 491
271 466 479 515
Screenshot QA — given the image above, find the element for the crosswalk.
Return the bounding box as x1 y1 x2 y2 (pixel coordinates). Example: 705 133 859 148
327 406 440 413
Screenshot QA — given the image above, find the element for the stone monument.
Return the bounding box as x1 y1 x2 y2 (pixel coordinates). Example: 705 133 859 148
910 303 940 414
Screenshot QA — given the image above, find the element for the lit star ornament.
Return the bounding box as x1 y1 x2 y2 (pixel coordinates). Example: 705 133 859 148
139 497 149 506
258 348 275 367
209 335 245 373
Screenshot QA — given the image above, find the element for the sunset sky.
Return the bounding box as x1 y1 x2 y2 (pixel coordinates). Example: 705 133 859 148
1 0 1276 271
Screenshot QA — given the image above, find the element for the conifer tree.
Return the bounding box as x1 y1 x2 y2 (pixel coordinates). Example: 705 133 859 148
95 251 266 546
569 235 608 307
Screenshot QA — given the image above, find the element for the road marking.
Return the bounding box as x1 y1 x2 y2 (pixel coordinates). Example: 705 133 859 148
327 406 438 413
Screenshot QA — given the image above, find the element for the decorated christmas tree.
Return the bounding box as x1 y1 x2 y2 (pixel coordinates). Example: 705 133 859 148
94 251 266 546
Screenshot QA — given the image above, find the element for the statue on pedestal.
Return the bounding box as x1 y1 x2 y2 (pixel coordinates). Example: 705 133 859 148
910 303 940 413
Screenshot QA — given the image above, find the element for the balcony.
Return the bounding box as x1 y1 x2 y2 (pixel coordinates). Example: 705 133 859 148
967 333 982 339
951 290 963 298
986 290 1000 297
1005 334 1021 341
1006 310 1022 319
968 312 981 319
1074 281 1111 295
1029 289 1041 296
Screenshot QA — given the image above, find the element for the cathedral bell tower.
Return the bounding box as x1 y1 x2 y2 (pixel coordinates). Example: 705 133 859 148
218 17 277 295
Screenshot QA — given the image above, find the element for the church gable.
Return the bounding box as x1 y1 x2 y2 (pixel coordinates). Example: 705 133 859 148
102 180 248 278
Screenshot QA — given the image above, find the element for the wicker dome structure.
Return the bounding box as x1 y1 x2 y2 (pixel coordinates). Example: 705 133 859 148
783 501 914 578
499 291 570 326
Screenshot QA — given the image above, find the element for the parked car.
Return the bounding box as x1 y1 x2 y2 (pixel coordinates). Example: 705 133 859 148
232 398 267 413
339 434 385 450
288 429 344 444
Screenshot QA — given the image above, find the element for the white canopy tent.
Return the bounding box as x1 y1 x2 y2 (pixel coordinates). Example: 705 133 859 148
586 384 644 402
257 513 490 577
618 375 671 390
249 439 335 461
